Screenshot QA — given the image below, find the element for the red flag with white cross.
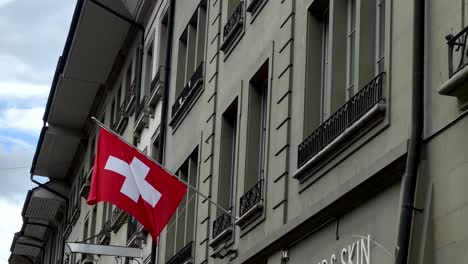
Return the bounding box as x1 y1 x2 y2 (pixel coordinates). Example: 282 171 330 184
87 128 187 240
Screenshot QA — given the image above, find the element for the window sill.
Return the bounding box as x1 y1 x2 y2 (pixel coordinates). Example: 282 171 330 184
220 0 245 59
169 62 204 130
111 208 127 232
209 227 233 248
220 27 245 60
295 73 386 183
247 0 268 23
294 103 386 182
439 65 468 110
235 202 263 228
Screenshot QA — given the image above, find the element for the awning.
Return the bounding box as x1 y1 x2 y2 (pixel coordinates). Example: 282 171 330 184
9 182 68 264
21 183 67 224
31 0 132 180
9 233 43 264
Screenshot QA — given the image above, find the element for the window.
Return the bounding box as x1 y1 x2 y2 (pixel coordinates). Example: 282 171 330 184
110 100 115 127
228 0 242 18
125 60 134 99
82 218 89 260
151 134 160 162
102 202 108 226
376 0 385 73
298 0 386 175
218 99 238 216
90 206 97 243
144 41 154 99
346 0 357 99
157 16 168 69
220 0 244 52
165 150 198 260
304 0 382 135
245 62 268 192
171 2 207 125
175 3 207 97
320 8 330 121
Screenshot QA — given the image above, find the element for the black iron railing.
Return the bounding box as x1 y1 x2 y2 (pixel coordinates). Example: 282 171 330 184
135 96 147 121
127 216 138 242
297 73 385 168
447 27 468 77
151 68 163 94
239 180 263 217
111 207 126 230
98 219 111 245
212 212 232 239
247 0 264 13
224 2 244 41
171 62 204 121
166 242 193 264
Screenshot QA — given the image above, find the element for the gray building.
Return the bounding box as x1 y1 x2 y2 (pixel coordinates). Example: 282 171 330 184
8 0 468 263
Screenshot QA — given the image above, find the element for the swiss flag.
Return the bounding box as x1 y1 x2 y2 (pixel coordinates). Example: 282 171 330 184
87 128 187 240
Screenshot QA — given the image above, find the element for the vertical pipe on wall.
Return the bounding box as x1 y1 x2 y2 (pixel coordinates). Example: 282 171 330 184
151 1 176 264
395 0 425 263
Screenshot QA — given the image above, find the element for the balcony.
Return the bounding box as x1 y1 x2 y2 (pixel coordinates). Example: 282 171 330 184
134 97 151 142
247 0 266 15
439 27 468 109
113 101 129 134
235 180 263 228
127 216 145 247
79 167 92 198
209 212 233 247
125 82 137 112
98 219 111 245
148 67 164 111
166 242 193 264
295 73 386 181
111 207 127 231
169 62 204 127
220 1 244 52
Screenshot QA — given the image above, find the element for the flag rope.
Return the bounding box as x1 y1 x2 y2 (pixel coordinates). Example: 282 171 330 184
91 117 238 221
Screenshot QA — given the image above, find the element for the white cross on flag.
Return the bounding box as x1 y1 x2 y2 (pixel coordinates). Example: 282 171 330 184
87 128 187 240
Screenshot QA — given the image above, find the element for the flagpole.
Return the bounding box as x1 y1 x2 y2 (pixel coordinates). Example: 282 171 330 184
91 117 238 221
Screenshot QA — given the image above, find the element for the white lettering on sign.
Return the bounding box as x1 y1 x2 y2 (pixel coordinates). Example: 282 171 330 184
316 235 371 264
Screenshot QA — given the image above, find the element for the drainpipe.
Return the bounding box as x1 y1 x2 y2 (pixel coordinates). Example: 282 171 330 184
151 1 175 264
395 0 425 263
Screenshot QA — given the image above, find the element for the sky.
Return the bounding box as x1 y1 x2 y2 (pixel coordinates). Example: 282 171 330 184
0 0 74 263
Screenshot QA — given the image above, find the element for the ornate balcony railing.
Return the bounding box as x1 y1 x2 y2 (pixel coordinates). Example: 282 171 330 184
239 180 263 217
111 207 127 231
212 212 232 239
224 2 244 42
247 0 265 14
170 62 204 126
151 68 163 95
166 242 193 264
447 27 468 77
98 219 111 245
135 98 145 120
126 216 139 246
297 73 385 168
148 68 164 110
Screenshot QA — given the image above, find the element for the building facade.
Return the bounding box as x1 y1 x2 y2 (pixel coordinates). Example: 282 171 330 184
8 0 468 263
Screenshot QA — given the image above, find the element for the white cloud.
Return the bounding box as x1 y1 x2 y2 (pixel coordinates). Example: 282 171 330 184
0 197 23 264
0 107 44 132
0 81 49 98
0 0 14 8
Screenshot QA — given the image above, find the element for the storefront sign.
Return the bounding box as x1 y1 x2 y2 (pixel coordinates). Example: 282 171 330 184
316 234 371 264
